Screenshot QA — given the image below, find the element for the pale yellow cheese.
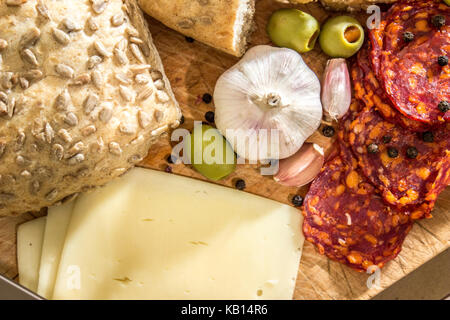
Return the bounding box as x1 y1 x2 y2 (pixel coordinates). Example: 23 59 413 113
37 201 75 299
17 217 46 292
53 168 304 300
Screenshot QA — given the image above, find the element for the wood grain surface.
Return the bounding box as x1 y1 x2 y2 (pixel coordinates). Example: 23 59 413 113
0 0 448 300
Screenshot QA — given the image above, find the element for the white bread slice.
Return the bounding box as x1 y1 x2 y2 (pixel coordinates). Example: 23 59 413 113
138 0 256 57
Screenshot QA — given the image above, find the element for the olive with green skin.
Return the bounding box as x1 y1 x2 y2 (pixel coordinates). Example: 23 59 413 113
445 0 450 6
185 124 236 181
267 9 320 53
319 16 364 58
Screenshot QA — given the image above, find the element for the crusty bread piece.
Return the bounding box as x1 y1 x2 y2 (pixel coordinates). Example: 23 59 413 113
138 0 256 57
278 0 396 11
0 0 181 216
319 0 396 11
276 0 317 4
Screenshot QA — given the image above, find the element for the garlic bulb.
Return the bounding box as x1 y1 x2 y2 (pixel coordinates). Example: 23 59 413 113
321 58 351 121
214 45 322 161
274 143 324 187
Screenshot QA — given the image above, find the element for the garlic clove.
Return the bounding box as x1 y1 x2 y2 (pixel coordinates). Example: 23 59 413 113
214 45 322 161
321 58 351 121
274 143 324 187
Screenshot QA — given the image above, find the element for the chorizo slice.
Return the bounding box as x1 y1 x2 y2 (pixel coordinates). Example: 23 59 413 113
302 143 413 271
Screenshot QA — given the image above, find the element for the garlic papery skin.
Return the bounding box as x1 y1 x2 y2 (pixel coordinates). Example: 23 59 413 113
214 45 322 161
321 58 351 121
274 143 324 187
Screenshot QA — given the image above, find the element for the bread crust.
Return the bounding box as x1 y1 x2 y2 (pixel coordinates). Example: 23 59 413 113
0 0 181 216
138 0 256 57
320 0 396 11
277 0 396 11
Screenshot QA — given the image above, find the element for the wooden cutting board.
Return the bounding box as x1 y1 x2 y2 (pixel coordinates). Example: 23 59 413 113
0 0 449 300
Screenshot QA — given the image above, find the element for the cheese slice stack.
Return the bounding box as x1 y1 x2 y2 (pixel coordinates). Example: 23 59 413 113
37 201 74 298
17 168 304 300
17 216 46 292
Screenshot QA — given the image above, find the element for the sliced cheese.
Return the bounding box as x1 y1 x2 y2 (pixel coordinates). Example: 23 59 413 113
17 216 46 292
37 201 75 299
53 168 304 300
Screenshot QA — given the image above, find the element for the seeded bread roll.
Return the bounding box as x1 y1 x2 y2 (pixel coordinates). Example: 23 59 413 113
138 0 256 57
0 0 181 216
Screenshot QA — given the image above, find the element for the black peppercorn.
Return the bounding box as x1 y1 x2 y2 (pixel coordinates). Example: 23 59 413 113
422 131 434 143
367 143 379 154
382 135 392 144
167 154 176 164
438 101 449 113
202 93 213 104
431 15 446 28
180 115 185 125
235 179 246 190
403 31 415 43
387 147 399 159
291 195 304 207
205 111 215 123
185 36 194 43
438 55 449 66
165 166 173 173
406 146 418 159
322 125 335 138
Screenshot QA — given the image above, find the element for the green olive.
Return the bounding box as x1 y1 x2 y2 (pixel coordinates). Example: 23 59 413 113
184 124 236 181
267 9 320 53
444 0 450 5
319 16 364 58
